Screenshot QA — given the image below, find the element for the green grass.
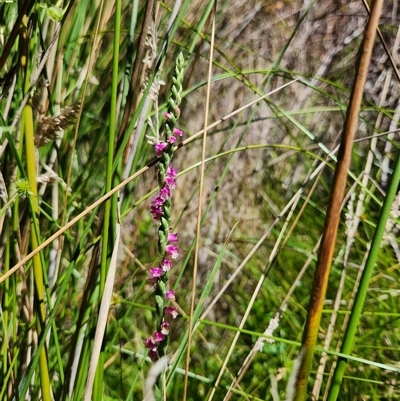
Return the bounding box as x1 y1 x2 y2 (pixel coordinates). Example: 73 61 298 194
0 1 400 400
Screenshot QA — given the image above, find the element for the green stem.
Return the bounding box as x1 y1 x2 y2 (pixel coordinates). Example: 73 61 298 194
99 0 121 296
95 0 121 398
21 14 52 401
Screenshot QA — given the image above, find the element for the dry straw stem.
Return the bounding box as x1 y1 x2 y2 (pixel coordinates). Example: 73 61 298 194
289 1 384 400
83 198 121 401
0 79 297 284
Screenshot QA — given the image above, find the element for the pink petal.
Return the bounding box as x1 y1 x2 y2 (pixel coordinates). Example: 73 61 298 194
145 338 156 349
168 232 178 242
166 245 179 259
148 348 158 361
155 142 168 156
167 165 177 177
151 331 165 343
148 267 164 280
165 175 177 189
166 290 175 301
161 258 172 272
160 321 170 335
173 128 184 137
159 187 171 200
165 306 178 319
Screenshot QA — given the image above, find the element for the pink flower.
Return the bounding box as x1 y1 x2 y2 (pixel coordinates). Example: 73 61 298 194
164 165 178 188
161 258 172 272
166 290 175 301
166 244 179 259
173 128 183 137
150 204 163 220
165 175 177 189
145 334 163 361
159 187 170 200
165 306 178 319
167 165 177 177
145 338 157 361
168 135 177 144
151 331 165 343
148 267 164 281
151 195 164 207
150 194 165 220
168 232 178 242
148 348 158 361
163 112 172 119
160 321 170 335
155 142 168 156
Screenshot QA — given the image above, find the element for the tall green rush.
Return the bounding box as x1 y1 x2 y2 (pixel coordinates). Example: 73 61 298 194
94 0 122 398
20 14 53 401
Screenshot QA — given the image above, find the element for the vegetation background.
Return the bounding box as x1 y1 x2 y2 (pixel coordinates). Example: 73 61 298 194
0 0 399 400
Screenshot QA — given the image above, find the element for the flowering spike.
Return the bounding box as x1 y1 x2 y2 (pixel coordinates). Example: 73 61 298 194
146 52 185 363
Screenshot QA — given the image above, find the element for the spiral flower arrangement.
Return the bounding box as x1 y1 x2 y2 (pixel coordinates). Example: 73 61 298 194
145 52 185 362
